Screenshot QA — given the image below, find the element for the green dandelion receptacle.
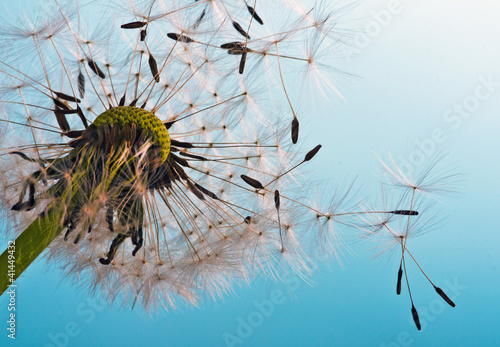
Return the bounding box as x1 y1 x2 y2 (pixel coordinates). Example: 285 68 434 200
92 106 171 162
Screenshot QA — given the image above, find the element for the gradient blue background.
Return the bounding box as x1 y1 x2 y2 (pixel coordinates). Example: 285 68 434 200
1 0 499 346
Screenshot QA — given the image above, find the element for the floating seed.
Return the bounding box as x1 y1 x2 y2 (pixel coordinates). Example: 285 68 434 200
304 145 322 161
167 33 194 43
411 306 421 331
241 175 263 189
397 264 403 295
232 21 250 39
246 6 264 25
88 59 106 79
140 29 147 41
291 117 299 144
149 54 160 82
392 210 419 216
244 216 252 224
121 21 146 29
434 286 456 307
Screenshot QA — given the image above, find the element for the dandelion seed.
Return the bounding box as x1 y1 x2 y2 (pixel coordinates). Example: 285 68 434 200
148 54 160 83
87 59 105 79
240 174 263 189
166 33 193 43
291 117 299 144
232 21 250 39
411 305 421 331
78 71 85 98
246 6 264 25
121 22 147 29
304 144 321 161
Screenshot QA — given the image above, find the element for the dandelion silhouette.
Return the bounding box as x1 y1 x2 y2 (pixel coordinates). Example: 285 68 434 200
0 0 456 324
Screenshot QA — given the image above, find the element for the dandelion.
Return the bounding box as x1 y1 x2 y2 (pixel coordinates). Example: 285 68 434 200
0 0 357 310
0 0 457 324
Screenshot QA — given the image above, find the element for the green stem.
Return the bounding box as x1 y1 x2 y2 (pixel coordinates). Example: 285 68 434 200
0 206 66 295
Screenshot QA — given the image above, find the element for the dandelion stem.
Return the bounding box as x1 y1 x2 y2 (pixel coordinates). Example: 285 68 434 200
0 204 67 295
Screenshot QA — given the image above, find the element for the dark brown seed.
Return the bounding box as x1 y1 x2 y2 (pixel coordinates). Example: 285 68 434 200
64 130 84 138
193 9 206 29
99 234 127 265
131 227 143 256
55 92 81 103
129 98 138 107
246 6 264 25
232 21 250 39
172 154 190 167
171 139 194 148
411 306 421 331
10 151 37 162
392 210 419 216
78 71 85 98
434 286 456 307
244 216 252 224
179 152 208 161
241 174 263 189
291 117 299 144
304 145 322 162
140 29 147 41
149 54 160 82
121 21 146 29
73 233 82 244
397 265 403 295
167 33 194 43
195 183 219 200
54 110 71 132
274 190 280 210
187 181 205 200
52 98 69 110
239 51 247 74
53 108 78 115
88 60 106 79
221 42 247 55
76 106 88 128
119 95 126 106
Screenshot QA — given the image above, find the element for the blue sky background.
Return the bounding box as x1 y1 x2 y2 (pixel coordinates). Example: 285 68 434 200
1 0 499 346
